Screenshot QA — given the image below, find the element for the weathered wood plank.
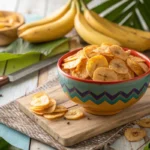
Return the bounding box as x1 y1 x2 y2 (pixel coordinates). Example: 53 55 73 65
0 0 17 11
17 0 46 16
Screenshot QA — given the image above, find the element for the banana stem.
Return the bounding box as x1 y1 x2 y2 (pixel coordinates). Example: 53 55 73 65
80 0 88 10
75 0 81 13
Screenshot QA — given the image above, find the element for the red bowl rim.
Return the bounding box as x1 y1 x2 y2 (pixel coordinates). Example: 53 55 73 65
57 47 150 84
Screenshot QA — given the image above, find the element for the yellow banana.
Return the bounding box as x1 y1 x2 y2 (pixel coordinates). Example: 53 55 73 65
119 25 150 39
18 0 72 35
74 1 121 46
19 1 76 43
82 2 150 51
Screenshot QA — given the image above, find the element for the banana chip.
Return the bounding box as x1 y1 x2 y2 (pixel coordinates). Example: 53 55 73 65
63 50 85 63
30 94 50 108
94 43 113 57
117 73 130 81
129 55 145 63
138 62 149 73
44 112 65 120
109 45 128 60
54 105 68 113
86 55 108 77
71 59 89 79
127 58 144 76
31 110 44 115
61 44 149 81
62 58 82 69
137 118 150 128
83 45 99 58
124 128 146 142
64 109 84 120
93 67 118 81
109 58 128 74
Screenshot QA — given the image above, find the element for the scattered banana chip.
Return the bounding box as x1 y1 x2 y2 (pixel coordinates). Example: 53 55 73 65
44 112 65 120
137 118 150 128
93 67 118 81
124 128 146 142
31 110 44 116
61 44 149 82
109 45 128 60
109 58 128 74
30 94 50 108
127 58 144 76
83 45 99 58
86 55 108 77
54 105 68 113
64 109 84 120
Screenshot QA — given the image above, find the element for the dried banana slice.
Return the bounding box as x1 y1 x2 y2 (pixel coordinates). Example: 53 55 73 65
44 112 65 120
124 128 146 142
86 55 108 77
138 62 149 73
125 50 131 56
83 45 99 58
64 109 84 120
43 98 56 114
109 45 128 60
109 58 128 74
54 105 68 113
93 67 118 81
62 58 82 69
129 55 145 63
71 59 89 79
31 110 44 116
63 50 85 63
30 94 50 108
128 68 135 79
127 58 144 76
137 118 150 128
94 43 113 57
117 73 130 81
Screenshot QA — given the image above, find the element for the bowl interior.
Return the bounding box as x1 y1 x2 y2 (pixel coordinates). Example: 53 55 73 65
58 47 150 84
0 10 24 31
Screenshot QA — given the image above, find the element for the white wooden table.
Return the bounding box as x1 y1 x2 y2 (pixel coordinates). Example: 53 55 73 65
0 0 149 150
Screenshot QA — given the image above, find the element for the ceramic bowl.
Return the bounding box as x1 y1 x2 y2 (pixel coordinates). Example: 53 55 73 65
0 11 24 46
57 48 150 115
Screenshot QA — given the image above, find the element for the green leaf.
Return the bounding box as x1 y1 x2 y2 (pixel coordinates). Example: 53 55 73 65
91 0 150 31
0 38 69 61
0 137 22 150
144 142 150 150
83 0 91 4
104 1 131 21
92 0 120 14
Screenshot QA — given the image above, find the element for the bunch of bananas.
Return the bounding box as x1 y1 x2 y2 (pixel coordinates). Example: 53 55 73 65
18 0 76 43
18 0 150 51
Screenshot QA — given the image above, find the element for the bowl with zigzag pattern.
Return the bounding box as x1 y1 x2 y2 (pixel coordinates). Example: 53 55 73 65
57 48 150 115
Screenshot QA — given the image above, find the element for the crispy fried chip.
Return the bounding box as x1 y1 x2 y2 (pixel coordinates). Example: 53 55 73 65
54 105 68 113
137 118 150 128
44 112 65 120
64 109 84 120
124 128 146 142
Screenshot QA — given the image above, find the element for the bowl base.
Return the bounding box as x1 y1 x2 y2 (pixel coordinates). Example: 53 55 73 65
83 108 121 116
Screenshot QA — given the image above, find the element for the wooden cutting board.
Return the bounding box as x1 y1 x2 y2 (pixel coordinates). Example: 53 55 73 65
17 84 150 146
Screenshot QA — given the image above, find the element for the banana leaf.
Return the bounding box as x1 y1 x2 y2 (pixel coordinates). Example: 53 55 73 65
85 0 150 31
0 14 69 76
0 137 22 150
